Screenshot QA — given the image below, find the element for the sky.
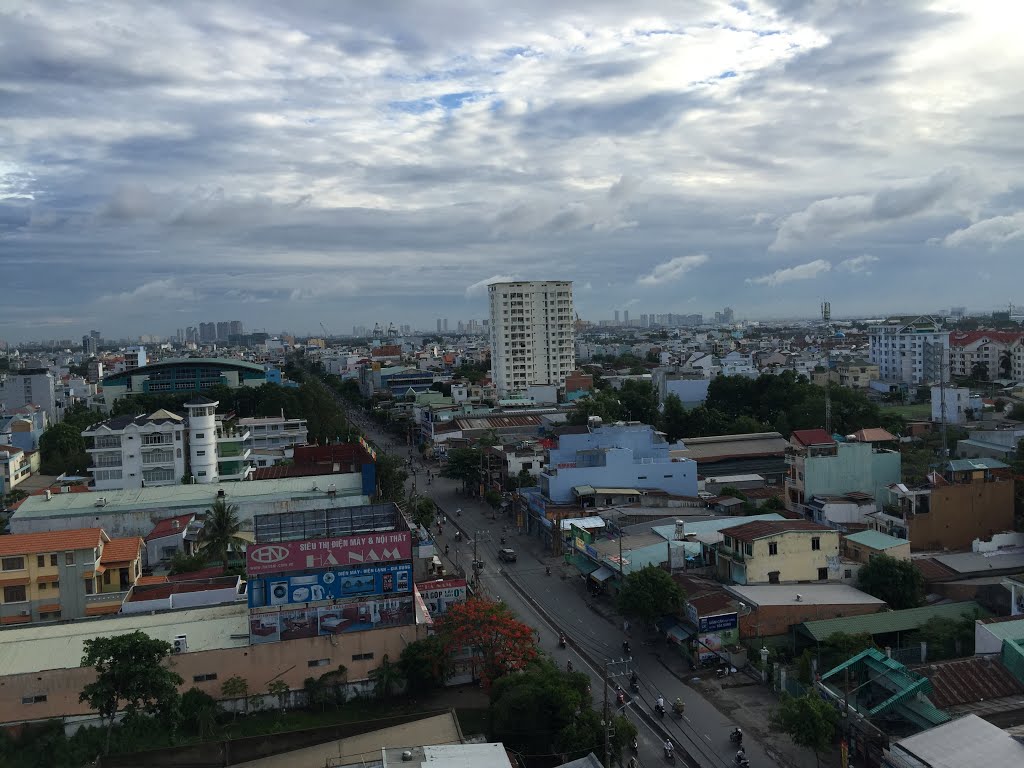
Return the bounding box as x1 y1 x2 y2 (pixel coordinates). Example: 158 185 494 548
1 1 1023 342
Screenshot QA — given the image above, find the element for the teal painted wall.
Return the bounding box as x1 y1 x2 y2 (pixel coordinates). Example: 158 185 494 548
805 443 901 506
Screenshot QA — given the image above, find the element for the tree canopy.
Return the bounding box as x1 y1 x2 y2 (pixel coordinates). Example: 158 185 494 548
198 498 246 572
771 692 838 766
615 565 685 624
440 446 483 490
398 636 449 692
437 598 538 686
79 631 183 752
857 553 924 610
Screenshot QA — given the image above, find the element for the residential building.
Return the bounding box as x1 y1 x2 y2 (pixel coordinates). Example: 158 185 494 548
715 519 840 585
948 330 1023 380
670 432 790 486
957 426 1024 462
484 441 547 490
99 358 267 405
0 445 31 490
488 280 575 397
0 528 139 625
842 529 911 563
0 404 47 452
931 385 983 424
185 397 252 484
144 513 202 564
239 415 308 454
199 322 216 343
0 369 58 423
539 423 696 503
725 583 885 639
874 458 1015 550
868 315 948 385
216 321 231 342
836 359 879 389
82 333 98 356
123 345 147 372
805 492 879 529
83 409 188 491
652 367 711 408
784 429 901 513
86 358 104 384
563 370 594 402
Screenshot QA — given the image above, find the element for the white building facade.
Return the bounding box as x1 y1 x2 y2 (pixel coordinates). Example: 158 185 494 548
868 316 949 385
83 410 187 491
239 416 308 454
488 280 575 397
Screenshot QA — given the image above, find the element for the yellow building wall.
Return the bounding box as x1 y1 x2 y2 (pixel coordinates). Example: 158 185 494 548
744 531 840 583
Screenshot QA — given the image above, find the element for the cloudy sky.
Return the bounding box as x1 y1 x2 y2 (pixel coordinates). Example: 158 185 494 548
1 1 1022 342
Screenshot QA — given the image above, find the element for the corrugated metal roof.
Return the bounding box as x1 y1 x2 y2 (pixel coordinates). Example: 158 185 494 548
844 530 908 551
947 458 1009 471
799 601 986 642
920 656 1024 709
720 519 832 540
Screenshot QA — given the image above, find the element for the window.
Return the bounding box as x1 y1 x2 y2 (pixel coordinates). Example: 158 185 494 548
192 673 218 682
811 537 821 551
22 695 47 704
39 582 47 591
817 567 829 580
352 652 374 661
1 557 25 571
65 551 75 565
198 471 207 477
744 543 753 556
3 585 27 603
37 555 46 568
844 569 853 579
103 570 111 585
196 450 206 456
768 572 780 584
723 536 732 548
50 554 58 567
195 433 205 439
768 542 778 556
85 579 94 595
308 658 331 668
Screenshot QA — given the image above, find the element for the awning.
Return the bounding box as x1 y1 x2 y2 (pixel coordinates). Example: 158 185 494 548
590 566 615 582
667 625 692 645
571 555 599 575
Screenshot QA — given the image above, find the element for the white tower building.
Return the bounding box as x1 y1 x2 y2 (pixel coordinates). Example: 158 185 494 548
488 280 575 397
185 396 219 484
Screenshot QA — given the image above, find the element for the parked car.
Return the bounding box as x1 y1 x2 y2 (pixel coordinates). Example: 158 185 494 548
498 547 518 563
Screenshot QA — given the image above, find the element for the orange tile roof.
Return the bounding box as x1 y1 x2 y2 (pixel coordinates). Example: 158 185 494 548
100 537 143 565
0 528 106 558
136 575 170 586
85 603 122 616
0 577 30 588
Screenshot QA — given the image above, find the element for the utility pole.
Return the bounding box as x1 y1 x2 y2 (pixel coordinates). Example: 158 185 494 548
603 660 612 768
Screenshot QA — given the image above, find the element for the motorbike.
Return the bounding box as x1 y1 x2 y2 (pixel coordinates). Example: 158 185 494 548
664 743 674 761
630 679 640 693
455 531 462 542
730 728 743 745
717 665 734 679
671 702 685 718
630 736 638 753
655 702 665 719
622 641 631 655
733 755 750 768
558 634 567 649
546 566 552 576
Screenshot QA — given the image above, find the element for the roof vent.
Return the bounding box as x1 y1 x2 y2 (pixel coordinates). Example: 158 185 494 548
795 594 803 602
217 488 226 498
94 497 108 507
401 751 414 762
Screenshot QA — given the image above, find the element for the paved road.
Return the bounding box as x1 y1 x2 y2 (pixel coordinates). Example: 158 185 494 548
342 406 773 768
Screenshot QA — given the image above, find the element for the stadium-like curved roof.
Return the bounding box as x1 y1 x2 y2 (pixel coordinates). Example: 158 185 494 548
102 358 265 384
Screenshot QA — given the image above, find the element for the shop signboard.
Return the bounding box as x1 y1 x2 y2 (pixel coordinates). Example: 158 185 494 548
248 594 415 644
417 578 468 617
248 563 412 608
246 530 412 576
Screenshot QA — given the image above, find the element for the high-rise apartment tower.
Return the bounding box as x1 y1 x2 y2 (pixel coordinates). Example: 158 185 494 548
488 280 575 397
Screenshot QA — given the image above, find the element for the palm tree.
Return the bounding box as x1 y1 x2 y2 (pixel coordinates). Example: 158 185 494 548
198 497 246 573
369 654 404 699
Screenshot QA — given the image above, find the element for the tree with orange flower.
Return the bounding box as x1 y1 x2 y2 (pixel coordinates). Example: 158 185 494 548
438 597 538 687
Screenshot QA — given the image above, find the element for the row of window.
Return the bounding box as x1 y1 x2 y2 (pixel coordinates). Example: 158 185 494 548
2 551 80 572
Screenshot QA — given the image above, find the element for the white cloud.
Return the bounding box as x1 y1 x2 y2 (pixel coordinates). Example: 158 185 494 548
636 254 708 286
943 211 1024 249
465 274 517 297
837 254 879 274
747 259 831 287
100 278 195 303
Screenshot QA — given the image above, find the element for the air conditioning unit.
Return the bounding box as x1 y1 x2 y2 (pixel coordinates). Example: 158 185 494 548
173 635 188 654
94 498 108 507
20 610 30 617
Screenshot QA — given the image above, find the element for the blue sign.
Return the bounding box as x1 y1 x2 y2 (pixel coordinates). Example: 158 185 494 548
248 563 412 608
698 612 738 633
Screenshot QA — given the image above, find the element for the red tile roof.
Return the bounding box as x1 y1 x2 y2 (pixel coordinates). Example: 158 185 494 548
0 528 106 558
100 537 143 565
168 566 226 582
949 330 1024 347
136 575 170 586
128 576 238 602
371 345 402 357
720 519 833 541
144 514 196 541
918 656 1024 709
852 428 897 443
791 429 836 447
913 558 958 583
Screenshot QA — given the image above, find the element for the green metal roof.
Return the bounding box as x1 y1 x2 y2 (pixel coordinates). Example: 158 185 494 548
799 601 986 642
947 458 1009 471
844 530 908 551
979 617 1024 643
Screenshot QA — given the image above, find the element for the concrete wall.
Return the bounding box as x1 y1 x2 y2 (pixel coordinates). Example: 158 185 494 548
1 622 422 726
845 540 911 563
726 530 840 585
805 443 901 507
908 480 1015 551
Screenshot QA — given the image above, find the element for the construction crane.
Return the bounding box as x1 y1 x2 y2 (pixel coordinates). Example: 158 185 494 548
320 322 331 338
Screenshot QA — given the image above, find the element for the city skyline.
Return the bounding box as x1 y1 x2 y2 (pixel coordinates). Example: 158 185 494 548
1 3 1022 343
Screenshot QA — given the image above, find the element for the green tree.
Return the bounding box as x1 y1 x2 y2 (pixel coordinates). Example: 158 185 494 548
617 379 659 425
566 389 625 425
615 565 684 624
484 489 503 509
441 446 483 491
375 452 409 502
857 553 924 609
79 631 183 753
267 679 290 711
179 687 220 740
1008 403 1024 421
303 676 332 712
659 393 689 441
220 675 249 718
167 550 208 576
408 496 436 530
771 692 838 767
398 636 449 691
39 422 90 475
823 632 875 660
198 498 245 573
369 654 404 698
514 467 534 489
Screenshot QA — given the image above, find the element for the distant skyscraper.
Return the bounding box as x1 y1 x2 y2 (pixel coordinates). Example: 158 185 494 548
623 310 629 324
229 320 243 336
443 318 448 331
488 280 575 397
614 310 620 324
216 321 231 341
82 334 98 355
199 322 216 343
186 326 198 343
437 318 443 332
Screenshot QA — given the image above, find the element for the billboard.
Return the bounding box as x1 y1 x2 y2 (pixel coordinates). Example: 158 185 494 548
247 530 412 576
248 563 412 608
417 578 468 617
698 612 738 633
248 595 415 644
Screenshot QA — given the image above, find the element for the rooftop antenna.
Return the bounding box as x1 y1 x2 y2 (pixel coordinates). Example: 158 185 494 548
822 299 832 434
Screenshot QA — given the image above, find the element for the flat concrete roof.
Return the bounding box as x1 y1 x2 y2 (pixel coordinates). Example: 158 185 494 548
726 583 885 607
13 474 366 521
891 713 1024 766
0 603 249 676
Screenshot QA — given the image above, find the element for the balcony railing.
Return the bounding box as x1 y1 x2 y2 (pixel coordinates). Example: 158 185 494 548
142 451 175 465
85 591 128 605
92 457 123 468
142 435 172 446
90 438 122 450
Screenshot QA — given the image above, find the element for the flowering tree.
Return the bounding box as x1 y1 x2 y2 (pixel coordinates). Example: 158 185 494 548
438 598 538 687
